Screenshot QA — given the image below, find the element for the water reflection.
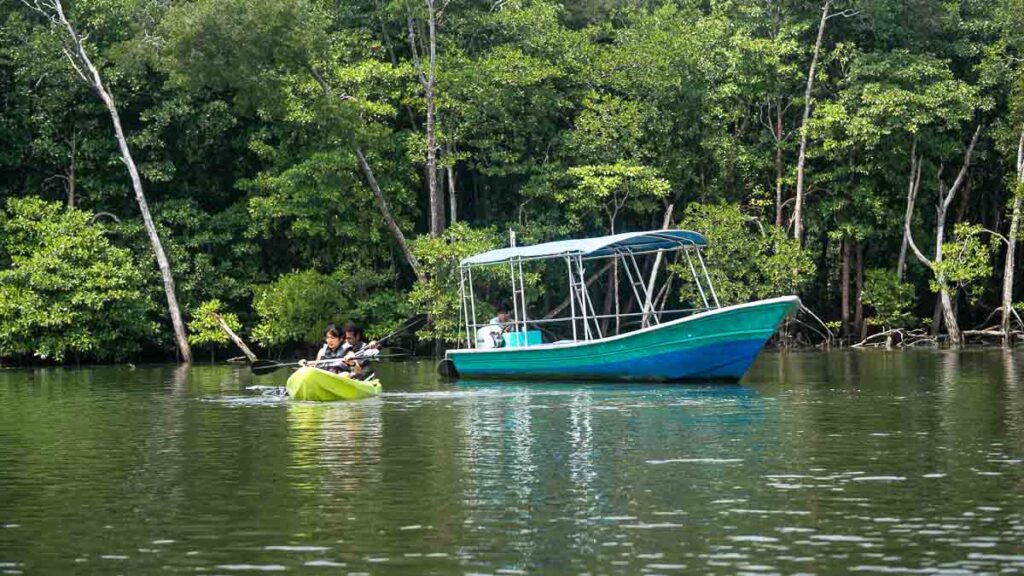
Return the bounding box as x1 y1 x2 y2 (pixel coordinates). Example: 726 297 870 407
1 352 1023 573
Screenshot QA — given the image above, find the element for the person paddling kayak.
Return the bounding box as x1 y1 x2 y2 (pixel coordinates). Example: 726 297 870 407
300 321 378 377
337 321 379 379
300 324 348 373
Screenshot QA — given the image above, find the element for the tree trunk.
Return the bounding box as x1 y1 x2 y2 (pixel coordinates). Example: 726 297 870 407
212 312 257 363
793 0 831 245
32 0 192 362
355 147 426 284
600 266 614 337
408 1 443 236
1002 126 1024 346
109 101 191 362
447 162 457 224
940 285 961 345
841 236 850 342
897 140 919 280
855 241 865 341
775 102 785 228
931 296 943 336
904 126 981 348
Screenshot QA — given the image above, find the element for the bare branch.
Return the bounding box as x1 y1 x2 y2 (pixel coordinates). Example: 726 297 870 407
942 124 982 213
982 228 1010 247
799 304 834 344
905 156 933 269
89 211 121 224
407 18 427 87
826 8 858 19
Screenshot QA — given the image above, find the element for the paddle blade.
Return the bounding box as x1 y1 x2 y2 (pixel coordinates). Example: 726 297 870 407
251 359 283 375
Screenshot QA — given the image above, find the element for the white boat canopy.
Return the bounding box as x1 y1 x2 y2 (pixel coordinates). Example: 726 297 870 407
460 229 707 267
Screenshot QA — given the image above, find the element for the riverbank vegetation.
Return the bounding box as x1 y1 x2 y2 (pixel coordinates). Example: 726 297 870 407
2 0 1023 364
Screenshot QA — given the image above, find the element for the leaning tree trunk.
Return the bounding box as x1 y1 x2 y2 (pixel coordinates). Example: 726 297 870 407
25 0 192 362
356 148 426 284
1002 125 1024 346
793 0 831 245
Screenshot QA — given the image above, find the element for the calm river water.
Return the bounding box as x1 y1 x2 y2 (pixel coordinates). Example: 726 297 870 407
1 350 1023 574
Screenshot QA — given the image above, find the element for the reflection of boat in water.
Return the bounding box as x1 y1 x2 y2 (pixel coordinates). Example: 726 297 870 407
453 379 760 401
286 367 381 401
446 230 799 382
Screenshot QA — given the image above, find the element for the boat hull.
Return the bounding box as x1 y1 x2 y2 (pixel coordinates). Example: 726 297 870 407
446 296 799 382
286 367 381 401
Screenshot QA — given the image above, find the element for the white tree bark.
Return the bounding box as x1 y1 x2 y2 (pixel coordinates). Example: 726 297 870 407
904 125 981 347
356 148 427 284
24 0 192 362
408 0 444 236
211 312 257 363
792 0 831 245
897 138 919 280
1001 125 1024 345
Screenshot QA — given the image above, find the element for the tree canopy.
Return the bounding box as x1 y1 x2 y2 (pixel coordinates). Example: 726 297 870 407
3 0 1024 362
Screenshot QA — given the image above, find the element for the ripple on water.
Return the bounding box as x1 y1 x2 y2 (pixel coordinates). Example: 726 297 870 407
216 565 288 571
304 560 345 567
646 458 743 464
849 566 933 573
729 536 779 543
811 535 873 543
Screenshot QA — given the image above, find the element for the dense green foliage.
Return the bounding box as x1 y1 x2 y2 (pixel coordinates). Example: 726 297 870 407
3 0 1024 361
862 270 917 330
673 203 814 307
0 198 155 361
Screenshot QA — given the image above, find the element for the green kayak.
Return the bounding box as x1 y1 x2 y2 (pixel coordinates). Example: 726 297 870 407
286 367 381 401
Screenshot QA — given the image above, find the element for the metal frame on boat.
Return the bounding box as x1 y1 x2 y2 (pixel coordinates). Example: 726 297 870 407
447 229 799 382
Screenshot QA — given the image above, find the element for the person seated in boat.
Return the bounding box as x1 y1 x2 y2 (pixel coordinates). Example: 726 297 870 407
299 324 348 373
489 301 512 329
477 301 513 349
338 321 379 379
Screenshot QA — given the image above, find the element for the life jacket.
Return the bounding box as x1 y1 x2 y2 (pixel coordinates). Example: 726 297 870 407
319 343 347 373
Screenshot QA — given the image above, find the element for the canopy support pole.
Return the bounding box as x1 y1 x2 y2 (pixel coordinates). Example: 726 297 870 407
696 249 720 308
517 256 529 341
576 255 602 340
459 266 471 348
623 250 659 328
684 247 709 309
467 266 478 347
565 257 579 341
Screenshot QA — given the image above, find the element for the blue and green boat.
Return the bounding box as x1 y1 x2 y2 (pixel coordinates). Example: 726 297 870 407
445 230 799 382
